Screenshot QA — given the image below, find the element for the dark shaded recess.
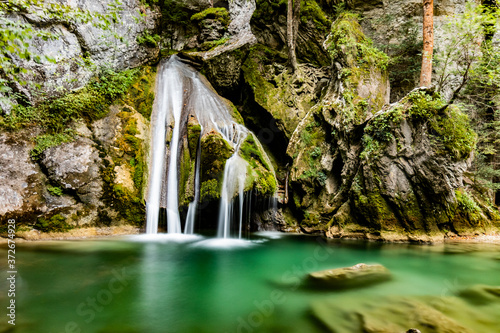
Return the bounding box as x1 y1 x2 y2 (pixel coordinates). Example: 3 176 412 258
213 0 229 9
239 82 291 167
170 191 276 236
177 52 204 71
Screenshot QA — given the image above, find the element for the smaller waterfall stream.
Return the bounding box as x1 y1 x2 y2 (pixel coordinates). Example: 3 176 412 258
165 66 184 234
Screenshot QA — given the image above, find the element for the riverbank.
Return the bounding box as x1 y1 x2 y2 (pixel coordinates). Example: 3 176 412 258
0 225 140 242
3 227 500 244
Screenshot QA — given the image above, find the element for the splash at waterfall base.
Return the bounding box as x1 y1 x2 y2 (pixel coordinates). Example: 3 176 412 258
146 56 278 237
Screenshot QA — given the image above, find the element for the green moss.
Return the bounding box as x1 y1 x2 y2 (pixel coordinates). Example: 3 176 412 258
1 67 141 133
30 132 73 160
253 0 287 23
200 179 220 201
239 134 270 171
241 46 298 138
301 211 323 229
200 132 233 182
351 185 399 231
360 90 477 162
111 184 145 226
179 142 195 207
324 13 390 125
254 170 277 195
122 66 156 120
300 0 331 33
187 123 202 156
35 214 73 232
201 37 229 51
114 111 147 195
327 12 389 69
191 7 230 27
230 104 245 125
406 90 477 160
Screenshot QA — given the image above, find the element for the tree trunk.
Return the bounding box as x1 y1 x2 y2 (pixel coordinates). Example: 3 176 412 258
287 0 300 72
420 0 434 87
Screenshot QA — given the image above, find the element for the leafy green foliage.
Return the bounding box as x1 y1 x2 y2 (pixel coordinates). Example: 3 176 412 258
47 186 63 196
434 3 498 93
442 4 500 194
35 214 73 232
137 32 161 47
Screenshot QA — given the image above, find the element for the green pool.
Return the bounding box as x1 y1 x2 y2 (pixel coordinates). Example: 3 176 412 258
2 233 500 332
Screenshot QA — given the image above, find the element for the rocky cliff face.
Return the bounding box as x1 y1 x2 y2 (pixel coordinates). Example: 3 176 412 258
211 3 500 240
1 0 498 239
1 0 159 114
0 66 155 229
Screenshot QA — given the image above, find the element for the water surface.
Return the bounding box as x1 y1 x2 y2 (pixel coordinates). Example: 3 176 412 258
2 234 500 332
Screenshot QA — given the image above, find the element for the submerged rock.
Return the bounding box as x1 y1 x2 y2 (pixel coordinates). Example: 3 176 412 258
457 284 500 305
311 296 474 333
306 263 391 289
310 284 500 333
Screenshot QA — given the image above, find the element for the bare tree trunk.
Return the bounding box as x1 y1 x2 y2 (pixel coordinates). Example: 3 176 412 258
420 0 434 87
287 0 300 72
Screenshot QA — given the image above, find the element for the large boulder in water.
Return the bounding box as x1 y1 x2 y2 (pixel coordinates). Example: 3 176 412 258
306 263 391 289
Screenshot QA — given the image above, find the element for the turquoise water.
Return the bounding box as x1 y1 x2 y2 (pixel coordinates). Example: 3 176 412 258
1 233 500 332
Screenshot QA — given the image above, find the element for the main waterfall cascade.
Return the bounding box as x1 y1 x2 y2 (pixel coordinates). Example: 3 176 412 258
146 55 277 237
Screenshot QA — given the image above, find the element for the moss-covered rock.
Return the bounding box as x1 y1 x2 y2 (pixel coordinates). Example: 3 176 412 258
285 12 494 240
200 130 233 183
241 45 328 139
324 12 390 126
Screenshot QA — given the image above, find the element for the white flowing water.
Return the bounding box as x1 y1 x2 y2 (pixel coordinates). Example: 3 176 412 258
165 64 184 234
147 55 274 238
145 63 168 234
146 58 184 234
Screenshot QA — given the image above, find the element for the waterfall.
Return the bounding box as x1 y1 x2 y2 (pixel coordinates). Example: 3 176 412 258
146 58 184 234
146 55 276 238
145 62 168 234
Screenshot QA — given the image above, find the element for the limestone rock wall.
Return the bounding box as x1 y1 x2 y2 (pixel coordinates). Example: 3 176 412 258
1 0 159 114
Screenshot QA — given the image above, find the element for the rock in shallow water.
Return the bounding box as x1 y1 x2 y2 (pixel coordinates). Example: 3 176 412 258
306 263 391 289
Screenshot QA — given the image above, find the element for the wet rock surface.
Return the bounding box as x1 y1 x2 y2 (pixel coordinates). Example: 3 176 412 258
306 263 391 289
